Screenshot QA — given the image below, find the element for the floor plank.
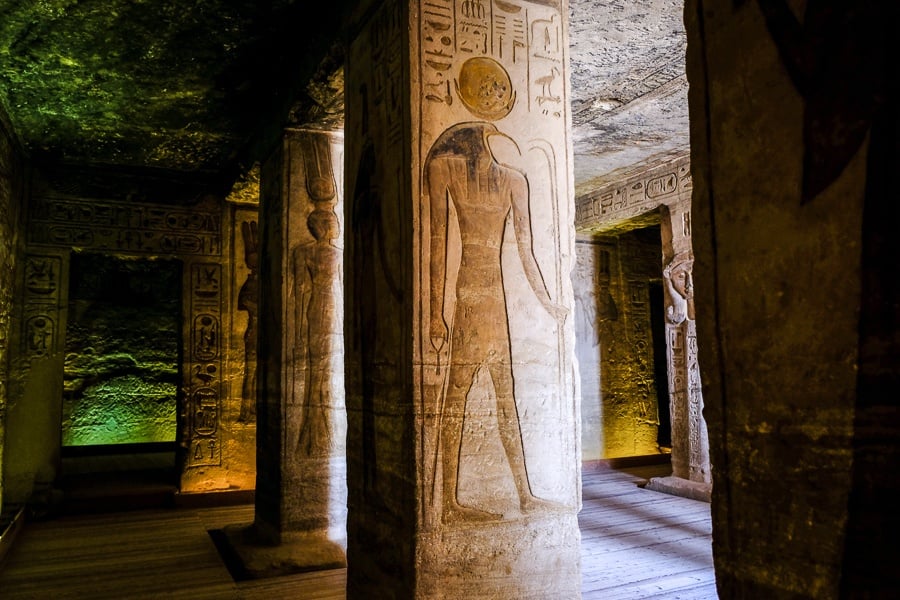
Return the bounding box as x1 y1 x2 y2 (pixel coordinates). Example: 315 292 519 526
0 465 715 599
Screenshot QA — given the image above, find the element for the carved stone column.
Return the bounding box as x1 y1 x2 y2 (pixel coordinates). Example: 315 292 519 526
222 128 347 577
646 203 711 501
345 0 581 596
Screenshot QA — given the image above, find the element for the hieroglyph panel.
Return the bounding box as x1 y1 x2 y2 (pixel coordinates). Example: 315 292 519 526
28 196 221 256
21 255 62 360
24 194 225 468
186 262 224 467
575 157 692 230
415 0 576 528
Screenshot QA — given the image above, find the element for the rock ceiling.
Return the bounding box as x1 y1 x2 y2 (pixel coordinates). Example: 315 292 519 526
0 0 688 197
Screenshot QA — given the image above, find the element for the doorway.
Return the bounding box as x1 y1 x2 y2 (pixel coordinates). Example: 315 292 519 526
59 252 182 511
575 223 672 461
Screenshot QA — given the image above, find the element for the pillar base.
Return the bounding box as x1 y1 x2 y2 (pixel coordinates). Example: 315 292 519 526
219 523 346 579
416 512 581 597
645 475 712 503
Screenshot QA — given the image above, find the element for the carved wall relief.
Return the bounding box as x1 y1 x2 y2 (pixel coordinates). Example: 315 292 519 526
426 122 566 523
574 154 710 482
20 193 229 477
291 132 344 459
662 250 709 483
417 0 574 526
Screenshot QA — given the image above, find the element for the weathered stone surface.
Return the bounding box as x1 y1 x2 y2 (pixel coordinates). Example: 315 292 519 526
0 0 345 173
686 0 899 596
568 0 689 194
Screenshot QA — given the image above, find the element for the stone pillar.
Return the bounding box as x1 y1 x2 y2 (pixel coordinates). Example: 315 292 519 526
345 0 581 596
223 128 347 577
687 0 898 596
646 203 711 501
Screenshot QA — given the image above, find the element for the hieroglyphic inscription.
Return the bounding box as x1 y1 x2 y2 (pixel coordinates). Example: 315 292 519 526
530 14 563 117
21 255 62 359
27 196 221 256
575 156 692 229
422 0 563 119
371 0 404 145
423 0 455 105
186 262 223 467
457 0 490 55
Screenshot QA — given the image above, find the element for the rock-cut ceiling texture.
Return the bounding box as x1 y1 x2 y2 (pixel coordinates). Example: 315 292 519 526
0 0 688 194
0 0 345 176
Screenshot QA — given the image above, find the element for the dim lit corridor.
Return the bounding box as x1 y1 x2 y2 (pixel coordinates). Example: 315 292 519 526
0 462 714 599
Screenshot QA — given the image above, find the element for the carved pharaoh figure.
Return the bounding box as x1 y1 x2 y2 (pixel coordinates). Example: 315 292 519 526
427 121 566 523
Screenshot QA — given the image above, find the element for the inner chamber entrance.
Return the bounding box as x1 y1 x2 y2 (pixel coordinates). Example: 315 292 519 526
59 252 182 504
575 223 671 462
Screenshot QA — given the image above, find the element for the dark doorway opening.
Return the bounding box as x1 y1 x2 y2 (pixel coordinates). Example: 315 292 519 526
649 281 672 449
59 253 182 513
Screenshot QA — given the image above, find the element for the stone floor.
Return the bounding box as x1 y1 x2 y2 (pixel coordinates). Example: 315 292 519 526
0 462 716 599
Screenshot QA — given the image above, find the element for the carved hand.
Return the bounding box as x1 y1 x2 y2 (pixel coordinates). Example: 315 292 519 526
430 319 449 353
545 302 569 323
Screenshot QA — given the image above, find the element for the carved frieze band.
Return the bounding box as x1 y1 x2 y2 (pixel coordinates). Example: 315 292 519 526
27 196 221 256
575 158 692 230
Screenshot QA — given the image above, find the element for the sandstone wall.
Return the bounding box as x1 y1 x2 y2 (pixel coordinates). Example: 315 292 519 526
0 103 24 514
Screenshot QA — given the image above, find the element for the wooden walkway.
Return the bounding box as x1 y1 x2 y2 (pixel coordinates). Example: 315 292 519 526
0 465 715 599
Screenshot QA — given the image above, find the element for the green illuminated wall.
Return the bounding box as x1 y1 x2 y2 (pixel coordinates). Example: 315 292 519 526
63 253 180 446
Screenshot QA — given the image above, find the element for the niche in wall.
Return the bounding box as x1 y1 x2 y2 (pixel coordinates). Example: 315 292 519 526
62 253 182 447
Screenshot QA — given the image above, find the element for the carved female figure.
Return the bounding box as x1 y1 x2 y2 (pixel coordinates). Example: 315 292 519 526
293 208 343 457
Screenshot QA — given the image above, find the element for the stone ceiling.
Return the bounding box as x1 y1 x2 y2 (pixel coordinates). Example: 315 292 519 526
568 0 689 196
0 0 688 196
